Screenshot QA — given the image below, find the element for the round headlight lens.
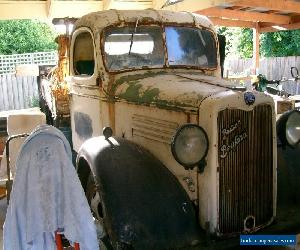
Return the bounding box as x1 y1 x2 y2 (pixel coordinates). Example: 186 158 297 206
171 124 208 168
286 110 300 146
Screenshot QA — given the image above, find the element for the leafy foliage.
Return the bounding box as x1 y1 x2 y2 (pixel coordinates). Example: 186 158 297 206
260 30 300 57
0 20 57 55
217 26 300 58
216 26 240 57
237 28 253 58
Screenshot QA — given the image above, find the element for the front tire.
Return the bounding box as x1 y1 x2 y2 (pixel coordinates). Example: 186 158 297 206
86 173 113 250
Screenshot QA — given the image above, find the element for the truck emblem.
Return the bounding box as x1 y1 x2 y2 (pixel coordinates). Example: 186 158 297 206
220 120 248 159
220 132 247 159
222 120 241 136
244 92 256 105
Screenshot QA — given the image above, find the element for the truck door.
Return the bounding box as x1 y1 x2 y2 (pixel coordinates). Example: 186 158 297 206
70 28 101 152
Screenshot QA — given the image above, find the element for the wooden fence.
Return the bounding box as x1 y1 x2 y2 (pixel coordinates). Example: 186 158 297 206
1 56 300 112
0 51 57 75
225 56 300 79
224 56 300 95
0 74 39 112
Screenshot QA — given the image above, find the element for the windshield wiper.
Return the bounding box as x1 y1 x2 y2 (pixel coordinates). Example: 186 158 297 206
128 18 139 55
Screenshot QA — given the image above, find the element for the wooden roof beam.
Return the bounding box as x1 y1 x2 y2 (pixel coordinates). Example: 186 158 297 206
46 0 53 18
209 17 256 28
260 22 300 33
264 10 279 15
153 0 238 12
291 15 300 23
197 7 291 24
104 0 152 10
232 0 300 14
227 5 244 10
103 0 113 10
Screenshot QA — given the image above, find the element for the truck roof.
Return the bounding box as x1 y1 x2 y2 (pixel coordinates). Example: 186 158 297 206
74 9 215 34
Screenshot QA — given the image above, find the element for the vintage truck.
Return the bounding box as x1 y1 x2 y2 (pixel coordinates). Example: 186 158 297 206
67 9 300 249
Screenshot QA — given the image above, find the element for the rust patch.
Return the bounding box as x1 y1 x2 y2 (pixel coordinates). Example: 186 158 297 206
108 101 116 133
111 71 166 94
111 71 229 112
186 113 191 123
107 74 116 97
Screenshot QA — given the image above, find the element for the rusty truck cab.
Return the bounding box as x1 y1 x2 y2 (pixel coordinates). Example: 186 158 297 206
69 9 300 249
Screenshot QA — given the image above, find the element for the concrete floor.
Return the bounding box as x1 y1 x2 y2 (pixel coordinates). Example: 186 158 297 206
0 196 298 250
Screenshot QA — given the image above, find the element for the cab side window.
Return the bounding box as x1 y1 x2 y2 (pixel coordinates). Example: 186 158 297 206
73 32 95 76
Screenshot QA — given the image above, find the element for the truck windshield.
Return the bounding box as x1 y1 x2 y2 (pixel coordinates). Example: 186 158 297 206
104 26 164 71
165 27 217 68
103 26 217 71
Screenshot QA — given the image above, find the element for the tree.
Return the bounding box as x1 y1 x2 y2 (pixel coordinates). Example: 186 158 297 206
217 26 300 58
216 26 240 57
0 20 57 55
237 28 253 58
260 30 300 57
217 27 253 58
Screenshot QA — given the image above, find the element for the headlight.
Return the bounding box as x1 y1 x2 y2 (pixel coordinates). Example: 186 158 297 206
277 110 300 147
171 124 209 168
286 110 300 146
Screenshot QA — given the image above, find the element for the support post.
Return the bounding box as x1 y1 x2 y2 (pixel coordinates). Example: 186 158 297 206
253 22 260 74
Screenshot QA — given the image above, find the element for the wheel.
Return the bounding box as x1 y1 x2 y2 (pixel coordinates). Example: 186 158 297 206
86 173 113 250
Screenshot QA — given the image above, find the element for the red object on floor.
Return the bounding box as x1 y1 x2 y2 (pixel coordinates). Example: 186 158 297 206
55 232 63 250
74 242 80 250
55 232 80 250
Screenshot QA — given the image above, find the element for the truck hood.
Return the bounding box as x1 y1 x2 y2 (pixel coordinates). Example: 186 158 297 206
114 71 241 112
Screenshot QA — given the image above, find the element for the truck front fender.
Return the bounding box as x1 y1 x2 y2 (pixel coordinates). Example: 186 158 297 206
77 136 200 249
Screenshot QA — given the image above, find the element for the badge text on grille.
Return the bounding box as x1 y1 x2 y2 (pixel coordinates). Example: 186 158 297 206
220 120 248 159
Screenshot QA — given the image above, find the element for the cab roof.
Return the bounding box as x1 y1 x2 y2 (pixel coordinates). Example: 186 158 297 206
74 9 215 34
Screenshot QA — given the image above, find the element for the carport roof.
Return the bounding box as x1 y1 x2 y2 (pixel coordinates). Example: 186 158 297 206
0 0 247 20
1 0 298 33
196 0 300 33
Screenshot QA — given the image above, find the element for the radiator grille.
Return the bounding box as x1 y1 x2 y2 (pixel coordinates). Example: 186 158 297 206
218 105 274 235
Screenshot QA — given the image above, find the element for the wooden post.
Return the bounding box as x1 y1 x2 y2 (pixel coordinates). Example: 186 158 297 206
253 22 260 74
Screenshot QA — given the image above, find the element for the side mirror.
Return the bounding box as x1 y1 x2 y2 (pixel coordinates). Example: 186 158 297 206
277 110 300 148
